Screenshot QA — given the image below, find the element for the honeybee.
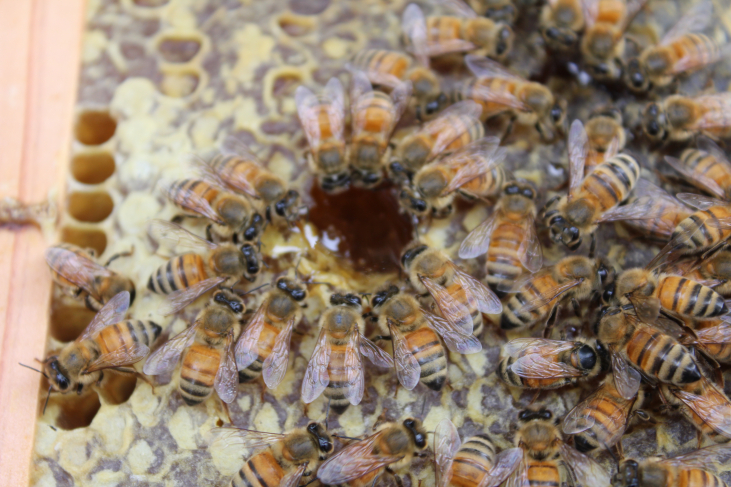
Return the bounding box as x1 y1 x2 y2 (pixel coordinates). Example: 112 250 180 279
39 292 160 397
160 177 264 243
660 374 731 444
0 196 55 228
595 306 701 394
390 100 485 180
497 338 605 390
541 120 641 250
433 418 522 487
469 0 518 25
539 0 585 50
235 276 308 389
642 92 731 143
459 180 542 293
449 55 566 141
301 293 393 413
370 285 482 392
400 137 506 218
562 374 648 453
316 418 428 486
143 289 245 406
580 0 647 80
203 138 302 224
401 243 502 336
499 255 614 332
402 1 513 62
207 422 334 487
584 107 626 173
625 1 721 92
46 243 136 312
665 137 731 201
295 77 349 193
614 444 731 487
147 220 260 315
349 71 411 187
507 409 611 487
692 317 731 364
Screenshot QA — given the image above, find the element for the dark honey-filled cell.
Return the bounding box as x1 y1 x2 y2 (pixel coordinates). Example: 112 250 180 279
67 191 114 223
158 70 200 98
289 0 329 15
133 0 169 6
158 37 202 63
60 227 107 256
308 183 414 274
50 390 102 431
273 73 303 97
71 151 116 185
74 110 117 146
50 303 96 342
278 14 315 37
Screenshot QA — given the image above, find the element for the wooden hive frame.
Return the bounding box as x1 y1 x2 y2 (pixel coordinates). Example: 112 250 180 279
0 1 86 485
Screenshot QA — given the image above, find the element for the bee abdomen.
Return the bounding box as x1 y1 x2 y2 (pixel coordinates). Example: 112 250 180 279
626 329 701 385
407 327 447 391
179 345 220 405
527 461 560 487
233 450 284 487
95 319 162 355
148 254 208 295
584 154 640 211
238 358 263 383
656 276 727 318
574 397 626 452
487 224 523 292
678 468 725 487
324 345 354 413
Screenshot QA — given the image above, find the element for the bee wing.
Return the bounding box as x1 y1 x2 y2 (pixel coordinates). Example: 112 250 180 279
235 304 268 370
433 0 478 18
425 39 478 57
295 85 323 154
675 192 727 211
459 211 500 259
359 334 395 368
143 322 199 376
345 329 366 405
568 120 589 201
670 378 731 438
84 342 150 374
471 84 530 112
317 431 403 484
160 276 228 316
420 275 474 333
326 77 346 137
214 330 238 404
509 353 585 379
664 156 726 200
503 338 579 357
350 70 375 126
427 101 484 157
452 263 503 314
604 136 621 159
214 136 264 198
301 327 332 404
76 291 131 343
402 3 430 66
261 315 296 390
465 54 523 81
559 442 612 487
516 279 584 315
694 93 731 129
387 319 422 390
422 308 483 354
496 271 542 294
45 246 113 299
434 419 461 487
611 348 642 400
581 0 600 27
504 454 530 487
518 214 543 273
206 426 285 453
697 136 731 167
696 321 731 344
658 443 731 473
148 219 217 255
443 139 504 194
476 447 524 487
391 81 413 127
280 464 307 487
660 0 713 46
345 60 402 90
562 391 600 435
158 179 225 225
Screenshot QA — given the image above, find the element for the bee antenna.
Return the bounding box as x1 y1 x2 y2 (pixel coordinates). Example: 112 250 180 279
236 283 270 296
304 476 319 487
325 397 331 430
42 385 52 415
332 434 360 441
420 395 427 417
361 293 371 306
19 362 48 378
604 442 620 466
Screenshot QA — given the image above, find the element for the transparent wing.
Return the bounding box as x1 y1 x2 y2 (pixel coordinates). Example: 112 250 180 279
611 348 641 400
466 54 523 81
76 291 131 343
423 308 483 354
675 192 727 211
206 426 284 453
428 101 484 156
359 335 394 368
696 321 731 344
471 83 530 112
510 354 585 379
516 279 584 314
148 219 217 254
143 322 198 376
160 276 228 316
403 3 430 66
45 245 113 298
235 304 267 370
346 60 402 90
697 136 731 167
325 77 346 141
562 392 599 435
503 338 579 358
459 211 499 259
664 156 726 200
317 432 403 484
345 329 365 405
425 39 478 57
568 120 589 200
262 316 295 390
434 0 478 17
301 327 331 404
695 93 731 129
84 342 150 373
658 443 731 473
443 138 503 194
452 264 503 314
159 179 225 225
391 80 413 127
350 68 374 106
518 215 543 273
660 0 713 46
420 275 474 333
560 442 611 487
295 85 323 152
671 378 731 438
215 330 239 404
604 136 621 159
477 448 524 487
388 319 422 390
496 271 542 294
434 419 461 487
209 137 263 198
281 464 307 487
505 454 530 487
581 0 600 26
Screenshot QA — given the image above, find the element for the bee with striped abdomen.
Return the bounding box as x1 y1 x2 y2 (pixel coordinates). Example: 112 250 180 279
207 422 334 487
39 292 160 398
349 71 411 187
497 338 605 390
499 255 614 332
643 92 731 143
459 180 542 294
317 418 428 486
541 120 641 250
583 107 626 174
401 243 502 337
370 285 481 392
614 444 731 487
143 289 245 406
470 0 518 24
433 418 522 487
45 243 136 312
147 220 260 315
401 136 506 218
691 317 731 364
301 293 393 413
295 78 349 193
665 137 731 202
625 1 722 93
539 0 585 51
235 276 308 389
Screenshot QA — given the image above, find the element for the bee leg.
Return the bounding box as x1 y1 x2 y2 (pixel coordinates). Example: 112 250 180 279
527 389 541 406
85 294 103 312
589 233 596 258
205 224 214 243
614 441 624 460
103 246 135 266
542 303 560 338
501 116 517 143
109 367 157 394
369 473 383 487
220 399 233 424
571 298 582 318
171 215 186 224
696 429 704 449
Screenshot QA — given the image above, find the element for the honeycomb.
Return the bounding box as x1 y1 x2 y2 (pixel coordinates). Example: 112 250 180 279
28 0 731 486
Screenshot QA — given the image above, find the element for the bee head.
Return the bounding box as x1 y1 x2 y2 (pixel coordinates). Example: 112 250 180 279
402 418 427 449
306 422 334 455
275 189 301 219
44 358 71 393
320 172 350 193
276 277 308 302
240 243 260 277
518 408 553 423
330 293 362 308
625 58 649 92
401 244 428 270
614 459 640 487
642 103 667 141
541 26 578 50
399 187 430 216
372 285 400 308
